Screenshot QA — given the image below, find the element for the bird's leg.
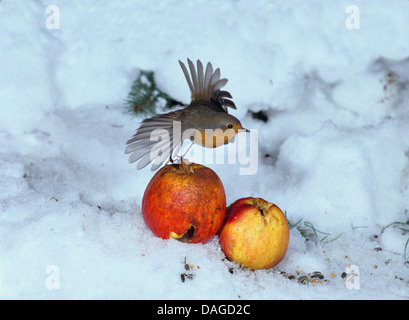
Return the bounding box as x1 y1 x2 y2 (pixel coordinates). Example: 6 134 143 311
181 141 195 161
166 142 183 165
170 141 194 165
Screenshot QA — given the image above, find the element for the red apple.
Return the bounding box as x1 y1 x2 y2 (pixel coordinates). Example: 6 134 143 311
218 197 289 270
142 161 226 243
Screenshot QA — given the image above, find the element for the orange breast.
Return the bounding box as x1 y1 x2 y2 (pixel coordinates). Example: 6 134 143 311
193 129 236 148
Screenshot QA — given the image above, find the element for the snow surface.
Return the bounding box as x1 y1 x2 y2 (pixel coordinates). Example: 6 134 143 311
1 0 409 299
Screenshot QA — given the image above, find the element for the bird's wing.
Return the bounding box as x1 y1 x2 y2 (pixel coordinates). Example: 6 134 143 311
125 109 184 171
179 59 236 112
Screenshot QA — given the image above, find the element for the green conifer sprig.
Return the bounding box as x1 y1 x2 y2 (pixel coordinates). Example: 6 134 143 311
125 70 184 116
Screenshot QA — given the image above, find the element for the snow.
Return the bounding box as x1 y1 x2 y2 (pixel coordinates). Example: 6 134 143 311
1 0 409 300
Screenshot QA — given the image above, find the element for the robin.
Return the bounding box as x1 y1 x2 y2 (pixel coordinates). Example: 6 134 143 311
125 58 249 171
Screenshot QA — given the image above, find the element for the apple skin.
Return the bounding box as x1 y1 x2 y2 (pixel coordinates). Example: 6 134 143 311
142 162 226 244
218 197 289 270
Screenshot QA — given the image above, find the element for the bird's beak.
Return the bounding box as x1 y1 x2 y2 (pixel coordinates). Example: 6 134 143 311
237 125 250 133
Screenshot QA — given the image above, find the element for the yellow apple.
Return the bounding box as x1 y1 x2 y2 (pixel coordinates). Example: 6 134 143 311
218 197 289 270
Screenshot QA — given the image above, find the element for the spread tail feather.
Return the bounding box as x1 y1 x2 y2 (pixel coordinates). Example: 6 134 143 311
179 59 236 111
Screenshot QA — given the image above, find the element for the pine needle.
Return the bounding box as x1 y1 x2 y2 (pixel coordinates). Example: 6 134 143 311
286 214 344 243
125 70 185 116
380 219 409 260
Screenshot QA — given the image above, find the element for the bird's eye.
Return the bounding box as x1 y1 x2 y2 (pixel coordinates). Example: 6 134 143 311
227 124 233 129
